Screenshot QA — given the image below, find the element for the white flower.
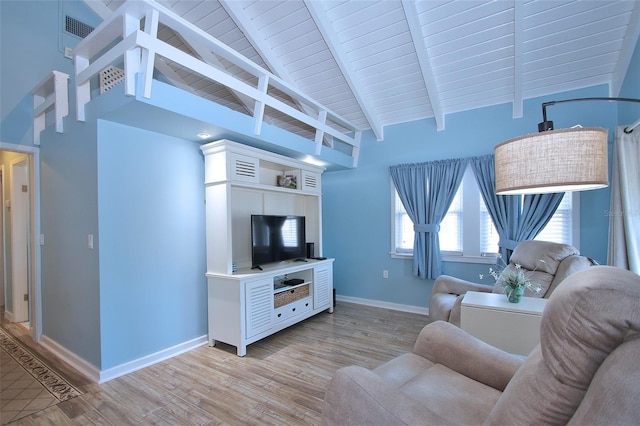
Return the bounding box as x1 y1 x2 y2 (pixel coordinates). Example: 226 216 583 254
480 257 544 294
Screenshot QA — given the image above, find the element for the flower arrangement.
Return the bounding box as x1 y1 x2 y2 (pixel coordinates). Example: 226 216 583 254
480 254 544 302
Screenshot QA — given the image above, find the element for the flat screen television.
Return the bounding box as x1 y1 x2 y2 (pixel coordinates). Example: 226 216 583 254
251 215 306 268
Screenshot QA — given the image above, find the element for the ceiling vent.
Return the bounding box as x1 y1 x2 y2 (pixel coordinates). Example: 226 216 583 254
65 15 94 39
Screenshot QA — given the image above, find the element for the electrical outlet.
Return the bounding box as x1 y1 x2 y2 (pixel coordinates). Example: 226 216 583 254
383 270 389 279
64 47 73 59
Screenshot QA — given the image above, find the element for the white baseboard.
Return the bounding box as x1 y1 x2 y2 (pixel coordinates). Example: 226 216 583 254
336 294 429 316
40 334 208 384
4 309 14 322
40 335 101 383
98 335 208 383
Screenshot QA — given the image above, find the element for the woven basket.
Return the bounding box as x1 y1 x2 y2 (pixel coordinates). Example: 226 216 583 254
274 284 309 308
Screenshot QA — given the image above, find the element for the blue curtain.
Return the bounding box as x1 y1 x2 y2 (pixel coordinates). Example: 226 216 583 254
470 155 521 260
390 158 468 279
471 154 563 261
516 193 565 241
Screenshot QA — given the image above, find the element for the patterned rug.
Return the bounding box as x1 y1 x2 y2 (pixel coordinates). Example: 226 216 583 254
0 328 82 424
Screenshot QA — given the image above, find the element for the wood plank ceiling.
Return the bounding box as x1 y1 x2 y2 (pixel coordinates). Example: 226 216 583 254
92 0 640 142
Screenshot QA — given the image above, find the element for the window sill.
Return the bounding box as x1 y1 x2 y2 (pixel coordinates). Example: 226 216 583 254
390 252 497 264
442 255 496 264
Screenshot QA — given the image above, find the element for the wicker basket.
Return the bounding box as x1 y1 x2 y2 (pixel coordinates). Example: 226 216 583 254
274 284 310 308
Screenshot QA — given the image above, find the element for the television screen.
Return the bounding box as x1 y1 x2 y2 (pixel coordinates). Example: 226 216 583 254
251 215 306 268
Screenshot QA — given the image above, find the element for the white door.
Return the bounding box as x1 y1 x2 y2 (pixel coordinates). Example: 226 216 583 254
10 156 30 323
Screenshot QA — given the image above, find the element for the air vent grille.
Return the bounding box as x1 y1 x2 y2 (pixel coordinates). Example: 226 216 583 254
303 174 318 189
233 159 257 179
65 16 94 39
100 66 124 94
301 171 321 192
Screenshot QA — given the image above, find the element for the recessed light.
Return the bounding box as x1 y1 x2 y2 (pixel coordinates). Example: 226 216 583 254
196 132 211 139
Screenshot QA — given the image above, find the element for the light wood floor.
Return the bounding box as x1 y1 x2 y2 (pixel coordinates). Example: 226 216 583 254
2 302 428 425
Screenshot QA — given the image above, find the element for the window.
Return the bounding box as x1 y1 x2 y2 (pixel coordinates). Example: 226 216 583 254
439 187 462 252
393 190 415 255
534 192 573 244
391 166 579 263
480 194 499 253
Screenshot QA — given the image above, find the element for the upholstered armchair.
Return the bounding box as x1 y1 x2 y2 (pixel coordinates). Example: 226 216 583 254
429 240 592 326
321 266 640 425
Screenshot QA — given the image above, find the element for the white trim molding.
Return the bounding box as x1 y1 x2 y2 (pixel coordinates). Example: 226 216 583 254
336 294 428 316
98 335 208 383
0 142 41 342
40 333 208 384
40 335 101 383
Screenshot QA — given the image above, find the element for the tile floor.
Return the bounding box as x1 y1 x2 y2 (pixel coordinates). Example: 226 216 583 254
0 348 58 424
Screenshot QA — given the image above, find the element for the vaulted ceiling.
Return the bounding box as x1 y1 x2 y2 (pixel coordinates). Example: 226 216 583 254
88 0 640 141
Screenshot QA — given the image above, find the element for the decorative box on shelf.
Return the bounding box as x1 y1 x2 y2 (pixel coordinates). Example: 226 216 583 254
274 283 310 308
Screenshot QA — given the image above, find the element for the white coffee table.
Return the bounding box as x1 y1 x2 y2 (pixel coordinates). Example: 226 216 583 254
460 291 547 356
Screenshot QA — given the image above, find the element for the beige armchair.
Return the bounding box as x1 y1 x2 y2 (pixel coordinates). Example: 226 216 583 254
429 240 592 326
321 266 640 425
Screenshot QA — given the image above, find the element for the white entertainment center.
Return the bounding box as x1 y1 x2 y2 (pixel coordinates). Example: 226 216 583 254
201 140 334 356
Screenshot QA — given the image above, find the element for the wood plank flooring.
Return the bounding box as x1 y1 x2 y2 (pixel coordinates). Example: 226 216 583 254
2 303 428 425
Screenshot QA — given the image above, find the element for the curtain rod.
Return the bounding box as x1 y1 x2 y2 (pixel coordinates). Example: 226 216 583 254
623 117 640 134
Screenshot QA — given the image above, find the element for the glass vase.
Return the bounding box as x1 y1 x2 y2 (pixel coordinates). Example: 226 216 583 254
507 287 524 303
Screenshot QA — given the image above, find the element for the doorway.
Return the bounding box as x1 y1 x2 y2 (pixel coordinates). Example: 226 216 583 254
0 146 40 339
0 166 4 309
9 155 31 324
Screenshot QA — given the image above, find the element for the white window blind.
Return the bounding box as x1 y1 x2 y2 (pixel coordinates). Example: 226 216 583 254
394 191 414 254
439 185 462 252
393 182 463 255
480 197 499 254
534 193 572 245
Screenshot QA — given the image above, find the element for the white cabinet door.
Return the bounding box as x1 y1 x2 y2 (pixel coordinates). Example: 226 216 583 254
245 278 273 338
313 264 332 309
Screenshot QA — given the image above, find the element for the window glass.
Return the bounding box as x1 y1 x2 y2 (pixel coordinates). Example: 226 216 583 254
534 193 572 245
480 196 499 254
439 186 462 252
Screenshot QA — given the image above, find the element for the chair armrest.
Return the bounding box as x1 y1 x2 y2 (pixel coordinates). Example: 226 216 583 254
321 365 450 426
412 321 524 391
433 275 493 296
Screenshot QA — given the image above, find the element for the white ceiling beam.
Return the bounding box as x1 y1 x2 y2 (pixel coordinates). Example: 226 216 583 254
402 1 444 131
154 61 199 96
220 1 292 85
305 0 384 141
512 0 524 119
221 0 333 140
172 32 256 116
611 2 640 96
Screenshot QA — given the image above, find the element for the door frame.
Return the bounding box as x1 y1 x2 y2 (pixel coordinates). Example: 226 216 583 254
0 165 5 309
0 142 41 341
9 155 30 323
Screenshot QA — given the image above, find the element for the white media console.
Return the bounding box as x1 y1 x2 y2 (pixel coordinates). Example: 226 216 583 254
201 140 334 356
207 259 334 356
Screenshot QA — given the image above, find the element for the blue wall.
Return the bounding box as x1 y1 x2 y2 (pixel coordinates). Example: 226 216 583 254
619 39 640 125
97 121 206 370
2 1 208 371
322 81 632 308
1 0 638 372
39 109 101 366
0 0 101 146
